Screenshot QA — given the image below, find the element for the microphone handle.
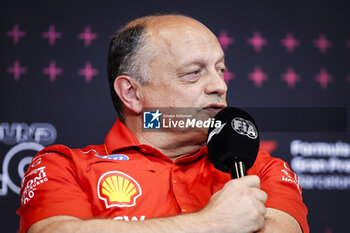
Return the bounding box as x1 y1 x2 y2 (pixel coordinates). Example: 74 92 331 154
229 160 246 179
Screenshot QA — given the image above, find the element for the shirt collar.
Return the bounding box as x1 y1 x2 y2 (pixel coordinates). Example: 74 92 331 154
105 118 207 163
105 118 140 154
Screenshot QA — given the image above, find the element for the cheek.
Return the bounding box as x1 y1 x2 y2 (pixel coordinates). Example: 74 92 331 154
143 87 175 107
173 88 203 106
144 80 205 107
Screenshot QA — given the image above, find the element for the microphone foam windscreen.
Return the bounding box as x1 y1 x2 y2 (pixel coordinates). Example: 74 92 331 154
207 107 260 173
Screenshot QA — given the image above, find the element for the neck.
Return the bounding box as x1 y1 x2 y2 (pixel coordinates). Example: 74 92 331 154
125 115 206 161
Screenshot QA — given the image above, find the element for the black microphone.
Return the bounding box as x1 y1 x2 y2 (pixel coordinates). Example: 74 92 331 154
207 107 260 179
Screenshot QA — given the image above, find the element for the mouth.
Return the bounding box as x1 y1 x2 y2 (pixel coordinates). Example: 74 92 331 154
203 104 227 116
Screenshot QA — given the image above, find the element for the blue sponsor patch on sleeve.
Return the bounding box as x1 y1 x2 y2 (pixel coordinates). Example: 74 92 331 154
95 154 129 161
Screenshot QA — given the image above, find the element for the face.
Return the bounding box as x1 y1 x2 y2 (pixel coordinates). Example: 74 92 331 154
138 18 228 118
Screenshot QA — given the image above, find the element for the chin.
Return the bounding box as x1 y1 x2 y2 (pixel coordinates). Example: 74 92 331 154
186 131 208 145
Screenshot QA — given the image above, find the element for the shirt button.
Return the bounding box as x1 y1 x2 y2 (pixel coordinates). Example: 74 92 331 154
181 209 187 213
172 179 177 183
140 148 148 154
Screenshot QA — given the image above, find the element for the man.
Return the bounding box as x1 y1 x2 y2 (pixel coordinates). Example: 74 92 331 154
17 14 308 233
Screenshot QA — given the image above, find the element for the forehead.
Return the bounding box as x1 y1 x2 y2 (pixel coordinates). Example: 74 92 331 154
146 18 224 66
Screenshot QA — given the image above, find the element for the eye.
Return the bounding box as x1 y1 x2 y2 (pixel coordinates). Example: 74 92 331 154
182 69 201 82
188 69 200 76
217 67 226 76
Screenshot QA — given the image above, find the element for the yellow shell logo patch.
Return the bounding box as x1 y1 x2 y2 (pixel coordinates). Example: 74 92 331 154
97 171 142 208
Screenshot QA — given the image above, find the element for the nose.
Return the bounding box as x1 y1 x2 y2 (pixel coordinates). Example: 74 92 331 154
204 70 228 97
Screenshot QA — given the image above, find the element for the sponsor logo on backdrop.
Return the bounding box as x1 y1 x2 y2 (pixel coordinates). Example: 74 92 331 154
97 171 142 208
290 140 350 190
259 140 278 154
0 122 57 145
0 122 57 196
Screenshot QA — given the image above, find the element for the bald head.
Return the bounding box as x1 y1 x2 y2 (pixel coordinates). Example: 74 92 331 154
126 15 217 49
125 14 204 30
107 14 222 120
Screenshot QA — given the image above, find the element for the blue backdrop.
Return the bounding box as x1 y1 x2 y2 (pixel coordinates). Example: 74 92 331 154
1 0 349 232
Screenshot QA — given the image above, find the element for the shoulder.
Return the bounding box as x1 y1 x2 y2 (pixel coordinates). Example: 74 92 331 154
248 150 287 173
22 144 107 184
33 144 106 162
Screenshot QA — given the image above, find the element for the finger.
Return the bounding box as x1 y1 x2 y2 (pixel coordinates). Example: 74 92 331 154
250 188 268 204
252 214 266 232
239 175 261 188
253 198 267 216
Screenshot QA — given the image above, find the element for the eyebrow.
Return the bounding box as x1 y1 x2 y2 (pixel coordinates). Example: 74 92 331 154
178 53 225 68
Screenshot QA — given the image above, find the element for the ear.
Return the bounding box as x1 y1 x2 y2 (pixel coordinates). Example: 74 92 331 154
114 76 143 114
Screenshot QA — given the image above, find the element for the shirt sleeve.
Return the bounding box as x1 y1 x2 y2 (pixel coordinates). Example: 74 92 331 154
16 146 93 233
248 150 309 233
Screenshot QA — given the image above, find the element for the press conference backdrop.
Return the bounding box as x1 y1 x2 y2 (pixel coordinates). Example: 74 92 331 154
1 0 349 232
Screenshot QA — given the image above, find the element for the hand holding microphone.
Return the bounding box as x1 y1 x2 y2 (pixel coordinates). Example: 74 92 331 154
199 107 267 233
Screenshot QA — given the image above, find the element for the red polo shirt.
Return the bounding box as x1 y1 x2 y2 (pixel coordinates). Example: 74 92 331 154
17 119 309 233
